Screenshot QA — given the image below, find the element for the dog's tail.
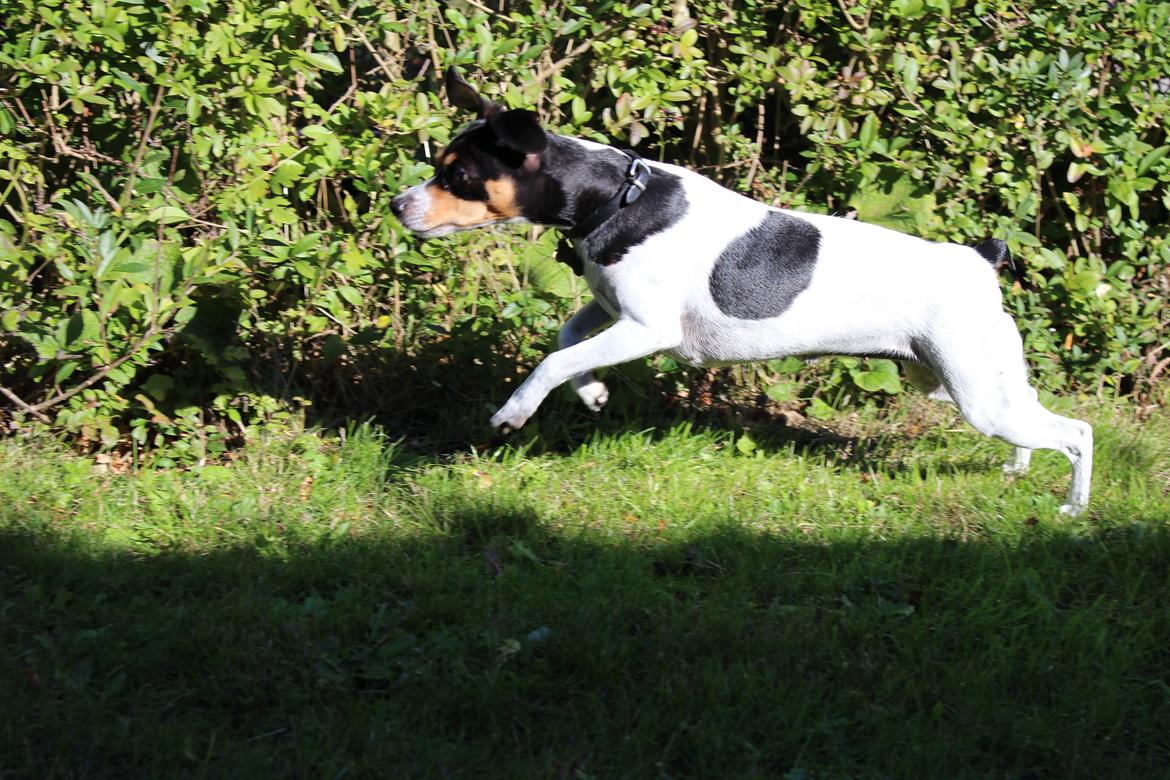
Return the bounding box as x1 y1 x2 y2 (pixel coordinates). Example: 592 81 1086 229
972 238 1023 283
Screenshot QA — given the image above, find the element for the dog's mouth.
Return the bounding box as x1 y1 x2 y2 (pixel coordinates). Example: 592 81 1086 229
401 220 504 239
398 212 529 239
408 224 461 239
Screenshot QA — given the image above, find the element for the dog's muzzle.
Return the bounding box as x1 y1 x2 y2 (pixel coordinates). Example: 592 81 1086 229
390 193 407 220
390 189 415 225
390 184 431 234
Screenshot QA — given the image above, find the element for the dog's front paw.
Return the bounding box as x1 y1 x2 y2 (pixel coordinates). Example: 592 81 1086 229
576 379 610 413
1058 502 1086 517
491 402 534 432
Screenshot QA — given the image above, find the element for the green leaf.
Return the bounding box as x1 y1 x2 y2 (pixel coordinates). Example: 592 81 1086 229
522 241 577 299
735 432 758 455
54 360 79 384
299 51 344 74
848 174 937 234
147 206 189 224
970 155 989 180
1137 146 1168 175
75 88 112 106
806 397 835 420
61 310 101 347
133 177 167 194
894 0 926 18
271 160 305 191
849 359 903 394
112 68 147 97
111 262 151 275
767 356 805 374
765 381 797 402
337 285 364 307
858 113 879 149
902 57 919 94
300 125 333 141
289 232 321 257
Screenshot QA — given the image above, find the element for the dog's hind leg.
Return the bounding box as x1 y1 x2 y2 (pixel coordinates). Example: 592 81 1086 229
918 314 1091 514
558 301 615 412
902 359 1033 475
902 360 955 403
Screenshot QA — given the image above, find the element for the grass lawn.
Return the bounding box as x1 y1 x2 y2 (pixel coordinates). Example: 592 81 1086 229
2 398 1169 777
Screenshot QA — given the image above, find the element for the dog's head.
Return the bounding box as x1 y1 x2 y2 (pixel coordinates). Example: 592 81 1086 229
391 68 555 238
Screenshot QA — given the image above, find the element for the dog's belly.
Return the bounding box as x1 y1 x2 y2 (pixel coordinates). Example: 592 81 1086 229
671 309 914 366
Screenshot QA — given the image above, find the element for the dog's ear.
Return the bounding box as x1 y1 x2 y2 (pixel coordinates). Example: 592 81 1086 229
488 109 547 155
444 66 501 118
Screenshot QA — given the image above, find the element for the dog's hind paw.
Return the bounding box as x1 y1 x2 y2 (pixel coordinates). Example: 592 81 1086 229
576 380 609 413
1002 448 1032 477
1001 461 1029 477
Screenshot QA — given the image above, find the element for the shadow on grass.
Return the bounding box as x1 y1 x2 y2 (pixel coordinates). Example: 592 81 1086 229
293 327 988 481
3 508 1169 778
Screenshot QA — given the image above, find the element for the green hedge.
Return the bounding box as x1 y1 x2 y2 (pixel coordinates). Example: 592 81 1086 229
1 0 1167 457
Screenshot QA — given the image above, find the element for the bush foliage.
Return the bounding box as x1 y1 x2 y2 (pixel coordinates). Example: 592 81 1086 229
1 0 1168 456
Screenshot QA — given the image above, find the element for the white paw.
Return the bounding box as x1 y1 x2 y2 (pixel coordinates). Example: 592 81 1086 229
576 379 609 412
1058 502 1086 517
1002 462 1030 477
490 401 534 432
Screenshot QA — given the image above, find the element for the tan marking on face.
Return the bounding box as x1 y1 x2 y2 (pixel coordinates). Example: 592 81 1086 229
441 151 457 166
421 177 521 230
485 177 520 219
422 183 493 230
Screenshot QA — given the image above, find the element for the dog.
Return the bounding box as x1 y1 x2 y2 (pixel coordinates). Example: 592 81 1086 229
391 67 1093 515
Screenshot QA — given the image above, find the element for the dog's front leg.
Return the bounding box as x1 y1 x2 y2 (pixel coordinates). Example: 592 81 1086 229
558 300 615 412
492 316 680 431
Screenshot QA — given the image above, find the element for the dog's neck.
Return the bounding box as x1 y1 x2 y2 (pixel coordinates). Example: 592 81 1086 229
536 136 688 268
541 137 636 229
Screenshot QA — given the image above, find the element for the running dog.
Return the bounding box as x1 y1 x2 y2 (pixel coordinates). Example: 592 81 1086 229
390 68 1092 514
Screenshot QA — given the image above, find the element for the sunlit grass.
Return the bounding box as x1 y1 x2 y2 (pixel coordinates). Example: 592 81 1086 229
3 401 1169 776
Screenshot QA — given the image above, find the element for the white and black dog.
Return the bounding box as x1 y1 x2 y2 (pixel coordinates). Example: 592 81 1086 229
391 68 1092 514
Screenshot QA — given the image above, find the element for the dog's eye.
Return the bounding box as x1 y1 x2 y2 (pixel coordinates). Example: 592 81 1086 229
438 166 467 190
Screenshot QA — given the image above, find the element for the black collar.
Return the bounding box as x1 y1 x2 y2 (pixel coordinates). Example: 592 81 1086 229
556 150 652 275
566 150 652 239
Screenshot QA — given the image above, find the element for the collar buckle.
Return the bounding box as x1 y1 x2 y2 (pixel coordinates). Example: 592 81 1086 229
562 150 654 245
623 156 651 205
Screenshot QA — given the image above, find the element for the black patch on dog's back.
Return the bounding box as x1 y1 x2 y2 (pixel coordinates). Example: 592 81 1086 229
709 211 820 319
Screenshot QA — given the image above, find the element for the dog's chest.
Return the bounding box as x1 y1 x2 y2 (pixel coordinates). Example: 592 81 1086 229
582 259 623 317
